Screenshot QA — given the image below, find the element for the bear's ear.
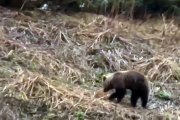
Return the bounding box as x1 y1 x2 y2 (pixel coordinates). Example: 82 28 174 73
102 76 106 81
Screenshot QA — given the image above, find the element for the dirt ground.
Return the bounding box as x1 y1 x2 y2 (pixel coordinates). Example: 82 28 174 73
0 8 180 120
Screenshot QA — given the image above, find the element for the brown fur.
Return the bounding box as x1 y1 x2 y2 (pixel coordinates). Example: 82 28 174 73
103 70 150 108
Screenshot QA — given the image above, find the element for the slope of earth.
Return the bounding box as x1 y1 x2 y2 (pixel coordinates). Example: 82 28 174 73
0 8 180 119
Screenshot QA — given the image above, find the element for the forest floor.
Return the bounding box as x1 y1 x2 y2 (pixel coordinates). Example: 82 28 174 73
0 8 180 120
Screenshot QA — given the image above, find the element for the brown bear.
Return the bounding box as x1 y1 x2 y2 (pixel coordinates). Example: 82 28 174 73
102 70 150 108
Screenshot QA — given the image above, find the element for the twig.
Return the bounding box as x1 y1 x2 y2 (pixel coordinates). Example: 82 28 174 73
19 0 28 11
113 104 117 120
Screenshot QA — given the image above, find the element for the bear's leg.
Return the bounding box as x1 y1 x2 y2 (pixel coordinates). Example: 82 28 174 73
140 93 149 108
116 88 127 103
131 91 140 108
108 92 117 101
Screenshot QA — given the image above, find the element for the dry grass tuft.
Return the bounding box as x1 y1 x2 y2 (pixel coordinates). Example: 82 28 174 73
0 9 180 119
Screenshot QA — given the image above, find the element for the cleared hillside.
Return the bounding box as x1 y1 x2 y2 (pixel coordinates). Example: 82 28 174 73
0 9 180 119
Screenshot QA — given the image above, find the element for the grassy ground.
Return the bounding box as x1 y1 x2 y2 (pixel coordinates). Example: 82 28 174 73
0 8 180 119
